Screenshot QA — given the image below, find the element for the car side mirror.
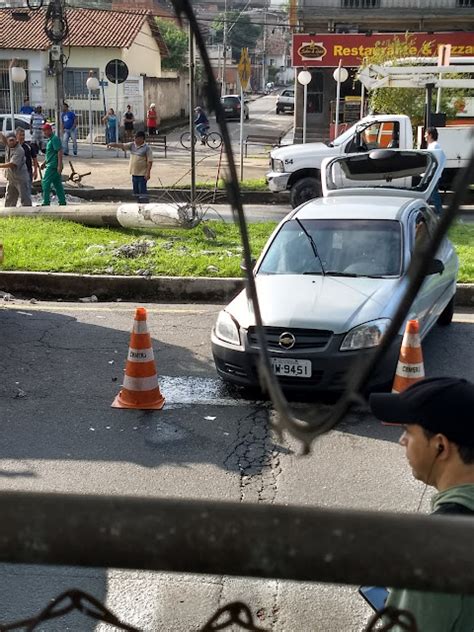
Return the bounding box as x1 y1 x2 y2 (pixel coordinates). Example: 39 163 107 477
427 258 444 275
240 257 256 272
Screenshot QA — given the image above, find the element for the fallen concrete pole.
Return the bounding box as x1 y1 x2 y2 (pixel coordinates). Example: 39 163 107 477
0 202 198 229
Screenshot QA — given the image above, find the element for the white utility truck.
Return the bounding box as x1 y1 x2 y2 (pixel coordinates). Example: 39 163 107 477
269 57 474 207
267 114 473 207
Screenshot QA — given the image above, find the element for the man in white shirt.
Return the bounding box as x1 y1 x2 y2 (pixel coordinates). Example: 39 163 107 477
425 127 445 215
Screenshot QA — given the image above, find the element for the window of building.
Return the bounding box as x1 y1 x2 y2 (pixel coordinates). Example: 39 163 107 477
341 0 380 7
457 0 474 7
64 68 99 99
0 60 28 114
306 70 324 114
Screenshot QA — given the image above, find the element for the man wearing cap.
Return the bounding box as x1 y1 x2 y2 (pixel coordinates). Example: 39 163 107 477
0 132 32 207
41 123 66 206
370 377 474 631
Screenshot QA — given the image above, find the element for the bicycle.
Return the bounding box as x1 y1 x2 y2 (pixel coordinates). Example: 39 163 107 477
180 128 223 150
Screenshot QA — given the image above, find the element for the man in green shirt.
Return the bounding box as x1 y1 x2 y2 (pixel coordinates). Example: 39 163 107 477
41 123 66 206
370 377 474 632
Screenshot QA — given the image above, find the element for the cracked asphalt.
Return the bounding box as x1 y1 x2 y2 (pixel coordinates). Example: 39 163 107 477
0 300 473 631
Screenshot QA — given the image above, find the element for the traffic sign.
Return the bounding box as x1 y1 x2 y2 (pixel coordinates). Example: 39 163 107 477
238 48 251 91
105 59 129 85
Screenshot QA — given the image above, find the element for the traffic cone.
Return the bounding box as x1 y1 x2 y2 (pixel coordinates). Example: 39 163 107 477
392 319 425 393
112 307 165 410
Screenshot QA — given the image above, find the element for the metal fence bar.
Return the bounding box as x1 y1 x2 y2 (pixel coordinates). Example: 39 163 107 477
1 491 474 595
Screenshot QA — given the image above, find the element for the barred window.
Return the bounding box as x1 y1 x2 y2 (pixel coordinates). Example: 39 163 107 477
64 68 100 99
0 60 28 114
341 0 380 7
457 0 474 7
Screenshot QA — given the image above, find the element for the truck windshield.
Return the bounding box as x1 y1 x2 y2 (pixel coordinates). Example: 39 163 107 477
329 122 360 147
258 219 402 278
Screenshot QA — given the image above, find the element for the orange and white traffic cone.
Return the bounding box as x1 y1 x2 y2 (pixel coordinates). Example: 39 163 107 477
112 307 165 410
392 319 425 393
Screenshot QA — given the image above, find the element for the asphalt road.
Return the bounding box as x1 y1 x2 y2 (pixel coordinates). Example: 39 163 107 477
0 299 473 631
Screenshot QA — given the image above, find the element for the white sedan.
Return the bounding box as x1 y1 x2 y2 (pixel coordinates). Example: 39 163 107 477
211 150 458 391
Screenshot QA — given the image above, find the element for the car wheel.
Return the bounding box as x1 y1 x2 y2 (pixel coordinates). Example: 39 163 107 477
437 296 454 326
276 108 280 114
289 176 322 208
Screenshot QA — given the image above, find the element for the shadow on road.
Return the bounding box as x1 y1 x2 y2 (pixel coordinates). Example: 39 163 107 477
0 304 283 630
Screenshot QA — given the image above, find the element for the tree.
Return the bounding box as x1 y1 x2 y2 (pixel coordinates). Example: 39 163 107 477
156 18 188 72
359 34 471 126
212 12 262 62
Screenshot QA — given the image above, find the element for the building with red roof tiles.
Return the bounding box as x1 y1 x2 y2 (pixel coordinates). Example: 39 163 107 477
0 7 180 127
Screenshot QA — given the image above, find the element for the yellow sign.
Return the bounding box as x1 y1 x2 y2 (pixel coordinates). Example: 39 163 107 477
238 48 251 91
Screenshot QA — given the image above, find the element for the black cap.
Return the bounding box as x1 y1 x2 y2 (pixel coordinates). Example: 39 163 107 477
370 377 474 447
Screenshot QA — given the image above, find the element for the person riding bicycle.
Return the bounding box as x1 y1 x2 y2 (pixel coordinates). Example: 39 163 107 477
194 106 209 144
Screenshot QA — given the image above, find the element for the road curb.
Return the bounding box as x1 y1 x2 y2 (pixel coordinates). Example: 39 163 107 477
0 271 244 303
0 187 289 205
0 271 473 306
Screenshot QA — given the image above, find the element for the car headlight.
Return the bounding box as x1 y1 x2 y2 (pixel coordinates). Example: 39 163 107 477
272 159 284 173
340 318 391 351
215 310 241 346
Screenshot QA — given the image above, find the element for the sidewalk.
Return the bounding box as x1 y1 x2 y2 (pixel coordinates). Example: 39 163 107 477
0 143 271 191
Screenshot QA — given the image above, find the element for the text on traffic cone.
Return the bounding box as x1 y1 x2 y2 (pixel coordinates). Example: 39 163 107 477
392 319 425 394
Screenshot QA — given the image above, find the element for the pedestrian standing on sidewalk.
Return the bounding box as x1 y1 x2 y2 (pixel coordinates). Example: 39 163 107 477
0 132 32 207
108 131 153 203
103 108 118 145
61 102 78 156
41 123 66 206
425 126 446 216
30 106 45 152
123 105 135 142
146 103 159 136
369 377 474 632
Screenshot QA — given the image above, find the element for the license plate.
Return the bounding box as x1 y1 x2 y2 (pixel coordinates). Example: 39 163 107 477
270 358 311 378
225 108 233 112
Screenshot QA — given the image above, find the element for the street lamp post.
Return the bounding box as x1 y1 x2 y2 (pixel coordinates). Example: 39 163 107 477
86 75 100 158
9 64 27 133
333 62 348 139
297 69 311 144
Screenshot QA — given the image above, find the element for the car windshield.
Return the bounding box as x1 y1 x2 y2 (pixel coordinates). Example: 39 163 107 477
222 97 239 105
258 219 402 278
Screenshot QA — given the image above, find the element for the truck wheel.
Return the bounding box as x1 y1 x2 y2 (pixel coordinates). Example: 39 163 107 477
289 176 321 208
437 296 454 326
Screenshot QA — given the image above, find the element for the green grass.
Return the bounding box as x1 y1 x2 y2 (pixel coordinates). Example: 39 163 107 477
181 178 268 191
0 218 472 281
0 217 276 278
450 224 474 283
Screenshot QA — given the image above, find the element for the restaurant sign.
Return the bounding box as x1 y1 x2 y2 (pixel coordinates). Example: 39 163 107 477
292 32 474 67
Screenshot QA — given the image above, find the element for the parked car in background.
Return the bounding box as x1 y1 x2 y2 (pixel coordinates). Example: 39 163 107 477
212 149 457 392
276 89 294 114
219 95 249 121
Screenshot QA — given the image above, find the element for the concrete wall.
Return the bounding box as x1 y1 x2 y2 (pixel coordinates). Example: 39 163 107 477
122 21 161 78
143 75 189 121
